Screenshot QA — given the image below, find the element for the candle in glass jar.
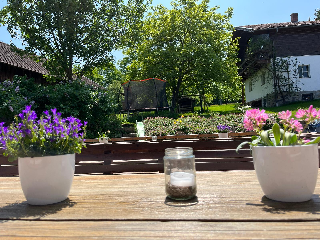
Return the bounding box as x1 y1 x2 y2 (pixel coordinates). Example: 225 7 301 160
170 172 195 187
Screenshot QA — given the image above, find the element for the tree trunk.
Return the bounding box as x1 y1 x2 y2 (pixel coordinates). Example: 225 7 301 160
171 75 183 112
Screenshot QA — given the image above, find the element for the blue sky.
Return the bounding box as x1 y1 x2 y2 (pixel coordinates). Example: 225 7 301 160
0 0 319 61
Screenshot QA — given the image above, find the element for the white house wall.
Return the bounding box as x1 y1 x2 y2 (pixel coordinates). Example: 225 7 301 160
294 55 320 91
245 68 273 103
245 55 320 105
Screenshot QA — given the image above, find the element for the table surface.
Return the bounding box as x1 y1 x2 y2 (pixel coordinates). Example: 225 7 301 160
2 170 320 239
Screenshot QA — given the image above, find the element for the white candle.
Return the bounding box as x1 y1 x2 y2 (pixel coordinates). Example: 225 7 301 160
170 172 195 187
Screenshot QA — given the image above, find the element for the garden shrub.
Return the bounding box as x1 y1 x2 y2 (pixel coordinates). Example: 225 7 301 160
143 113 248 136
0 76 122 138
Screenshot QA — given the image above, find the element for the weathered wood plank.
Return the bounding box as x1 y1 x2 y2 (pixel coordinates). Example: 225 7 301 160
1 221 320 239
0 166 18 176
2 171 320 222
103 149 251 161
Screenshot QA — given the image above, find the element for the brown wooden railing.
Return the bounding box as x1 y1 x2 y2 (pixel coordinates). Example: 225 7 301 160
1 132 319 176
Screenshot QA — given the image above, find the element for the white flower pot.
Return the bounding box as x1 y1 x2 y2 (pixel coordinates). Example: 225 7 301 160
18 154 75 205
218 133 228 138
99 137 108 144
252 145 319 202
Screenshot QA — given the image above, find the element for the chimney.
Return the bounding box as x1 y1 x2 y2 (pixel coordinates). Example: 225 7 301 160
291 13 298 22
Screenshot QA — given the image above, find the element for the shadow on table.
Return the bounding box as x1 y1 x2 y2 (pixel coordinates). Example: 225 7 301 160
0 198 77 223
246 194 320 215
164 196 198 207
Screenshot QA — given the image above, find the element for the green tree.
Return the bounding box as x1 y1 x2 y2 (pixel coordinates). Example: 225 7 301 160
0 0 148 81
120 0 241 111
315 8 320 20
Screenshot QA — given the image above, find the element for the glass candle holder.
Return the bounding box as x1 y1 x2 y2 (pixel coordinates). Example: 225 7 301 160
163 147 197 200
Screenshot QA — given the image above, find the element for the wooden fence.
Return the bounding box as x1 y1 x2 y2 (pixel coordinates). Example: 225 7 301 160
1 132 319 176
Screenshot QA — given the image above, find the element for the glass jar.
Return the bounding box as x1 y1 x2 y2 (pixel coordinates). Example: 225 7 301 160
163 147 197 200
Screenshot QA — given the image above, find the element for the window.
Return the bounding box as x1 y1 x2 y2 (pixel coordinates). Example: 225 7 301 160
298 65 310 78
249 80 252 92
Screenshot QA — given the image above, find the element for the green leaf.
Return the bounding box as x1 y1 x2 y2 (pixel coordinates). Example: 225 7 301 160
260 130 273 146
272 123 281 146
283 132 295 146
289 134 298 145
8 156 17 162
236 141 250 153
305 136 320 145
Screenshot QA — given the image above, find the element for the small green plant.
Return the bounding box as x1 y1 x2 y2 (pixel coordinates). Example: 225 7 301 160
98 131 110 140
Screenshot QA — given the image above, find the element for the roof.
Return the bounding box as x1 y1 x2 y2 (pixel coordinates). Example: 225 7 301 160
0 41 102 88
235 20 320 32
0 41 49 75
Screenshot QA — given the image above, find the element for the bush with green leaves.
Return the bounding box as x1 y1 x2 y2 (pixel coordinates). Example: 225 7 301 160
0 77 37 123
0 76 122 138
143 113 247 136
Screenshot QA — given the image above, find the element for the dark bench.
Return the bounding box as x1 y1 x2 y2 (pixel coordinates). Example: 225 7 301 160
0 133 255 176
3 133 318 176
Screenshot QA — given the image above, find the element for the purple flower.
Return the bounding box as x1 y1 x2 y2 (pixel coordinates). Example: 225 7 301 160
217 125 231 133
0 105 87 161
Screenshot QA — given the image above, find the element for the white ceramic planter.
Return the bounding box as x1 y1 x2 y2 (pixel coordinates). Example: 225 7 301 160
252 144 319 202
218 133 228 138
18 154 75 205
99 137 108 144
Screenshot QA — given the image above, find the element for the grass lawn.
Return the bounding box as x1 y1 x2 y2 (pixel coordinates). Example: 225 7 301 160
195 103 238 113
264 99 320 114
196 100 320 115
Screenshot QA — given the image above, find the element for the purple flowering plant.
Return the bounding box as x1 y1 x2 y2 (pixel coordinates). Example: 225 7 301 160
216 125 231 133
236 105 320 152
0 106 87 162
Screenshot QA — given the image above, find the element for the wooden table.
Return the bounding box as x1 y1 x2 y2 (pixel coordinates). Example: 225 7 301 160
1 170 320 239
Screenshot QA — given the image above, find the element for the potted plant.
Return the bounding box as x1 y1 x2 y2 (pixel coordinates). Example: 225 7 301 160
0 105 87 205
98 131 110 144
216 125 231 138
237 106 320 202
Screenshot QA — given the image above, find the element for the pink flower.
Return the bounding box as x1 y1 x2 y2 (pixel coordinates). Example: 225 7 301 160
302 138 311 144
296 105 320 123
278 110 292 120
243 118 254 131
243 109 269 131
288 119 303 133
295 109 306 119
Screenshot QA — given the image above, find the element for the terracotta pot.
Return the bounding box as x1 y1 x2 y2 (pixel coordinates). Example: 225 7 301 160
252 145 319 202
18 154 75 205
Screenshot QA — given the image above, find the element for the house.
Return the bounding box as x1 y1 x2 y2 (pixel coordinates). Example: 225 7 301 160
0 41 49 83
234 13 320 107
0 41 100 87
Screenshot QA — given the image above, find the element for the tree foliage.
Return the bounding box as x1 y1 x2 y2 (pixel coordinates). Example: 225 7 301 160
0 76 123 138
315 8 320 20
120 0 241 110
0 0 148 81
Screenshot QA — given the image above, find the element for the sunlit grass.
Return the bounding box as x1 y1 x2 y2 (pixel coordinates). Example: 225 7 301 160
263 100 320 114
194 103 238 114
